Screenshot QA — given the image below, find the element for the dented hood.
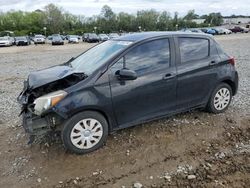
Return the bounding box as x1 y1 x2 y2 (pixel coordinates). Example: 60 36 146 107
28 65 75 89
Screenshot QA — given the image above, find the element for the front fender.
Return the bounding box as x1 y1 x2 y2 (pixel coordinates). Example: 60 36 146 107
53 86 117 131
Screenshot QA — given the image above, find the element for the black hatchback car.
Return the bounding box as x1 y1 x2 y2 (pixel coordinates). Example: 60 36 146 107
18 32 238 154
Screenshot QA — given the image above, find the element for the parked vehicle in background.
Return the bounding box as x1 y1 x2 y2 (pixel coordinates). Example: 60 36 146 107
98 34 109 42
240 27 248 33
217 28 232 35
28 36 34 42
0 36 12 47
52 36 64 45
61 35 66 40
9 37 15 45
205 28 216 35
68 35 79 43
18 32 238 154
82 33 91 42
230 26 248 33
15 36 30 46
33 34 45 44
109 33 120 39
211 28 220 35
190 28 203 33
47 35 53 40
86 33 99 43
179 28 193 32
200 28 208 33
52 34 61 37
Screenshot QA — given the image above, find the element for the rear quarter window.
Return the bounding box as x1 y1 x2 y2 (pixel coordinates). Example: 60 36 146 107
179 37 209 63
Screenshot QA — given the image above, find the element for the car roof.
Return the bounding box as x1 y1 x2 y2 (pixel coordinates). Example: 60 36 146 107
114 31 210 42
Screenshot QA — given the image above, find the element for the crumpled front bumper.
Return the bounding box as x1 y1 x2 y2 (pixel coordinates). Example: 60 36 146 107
22 112 51 135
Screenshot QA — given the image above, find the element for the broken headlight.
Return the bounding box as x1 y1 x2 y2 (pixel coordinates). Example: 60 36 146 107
33 90 67 115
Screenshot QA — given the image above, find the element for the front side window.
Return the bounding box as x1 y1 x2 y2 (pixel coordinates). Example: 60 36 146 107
118 39 170 75
179 38 209 63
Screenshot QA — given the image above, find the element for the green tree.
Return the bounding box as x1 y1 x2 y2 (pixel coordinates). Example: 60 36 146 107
44 3 64 34
136 9 159 31
204 12 223 26
98 5 117 33
157 11 172 31
183 10 199 20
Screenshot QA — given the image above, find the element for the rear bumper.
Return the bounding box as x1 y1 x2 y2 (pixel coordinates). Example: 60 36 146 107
233 71 239 96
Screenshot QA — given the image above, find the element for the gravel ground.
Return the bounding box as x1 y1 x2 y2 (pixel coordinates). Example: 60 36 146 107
0 34 249 188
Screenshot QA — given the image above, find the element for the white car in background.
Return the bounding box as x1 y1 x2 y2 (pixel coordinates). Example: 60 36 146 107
0 36 12 47
33 34 46 44
68 35 79 43
220 28 232 35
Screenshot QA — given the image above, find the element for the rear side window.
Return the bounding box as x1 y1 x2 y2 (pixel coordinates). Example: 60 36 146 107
179 38 209 63
124 39 170 75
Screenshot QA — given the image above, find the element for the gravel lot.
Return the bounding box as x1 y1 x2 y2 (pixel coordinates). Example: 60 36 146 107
0 34 249 188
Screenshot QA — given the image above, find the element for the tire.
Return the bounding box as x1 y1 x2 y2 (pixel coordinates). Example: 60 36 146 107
206 83 232 114
62 111 109 154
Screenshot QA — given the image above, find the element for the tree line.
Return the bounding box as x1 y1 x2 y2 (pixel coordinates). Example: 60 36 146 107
0 4 224 36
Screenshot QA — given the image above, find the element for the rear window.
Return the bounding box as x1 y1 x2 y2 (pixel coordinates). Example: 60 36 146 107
179 38 209 63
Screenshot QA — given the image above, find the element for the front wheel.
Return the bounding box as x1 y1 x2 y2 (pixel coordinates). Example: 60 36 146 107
206 83 232 114
62 111 109 154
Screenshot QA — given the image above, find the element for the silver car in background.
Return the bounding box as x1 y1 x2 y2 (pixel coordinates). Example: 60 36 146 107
33 35 46 44
98 34 109 42
68 35 79 43
0 36 12 47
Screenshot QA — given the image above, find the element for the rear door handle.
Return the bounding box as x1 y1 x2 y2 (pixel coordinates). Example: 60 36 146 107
163 73 176 80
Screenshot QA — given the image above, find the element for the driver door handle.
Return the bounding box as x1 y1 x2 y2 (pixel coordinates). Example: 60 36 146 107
163 73 176 80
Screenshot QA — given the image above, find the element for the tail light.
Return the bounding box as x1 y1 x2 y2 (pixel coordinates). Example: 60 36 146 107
229 57 235 66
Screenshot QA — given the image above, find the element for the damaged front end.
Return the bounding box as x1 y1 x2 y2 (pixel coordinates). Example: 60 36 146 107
17 65 87 139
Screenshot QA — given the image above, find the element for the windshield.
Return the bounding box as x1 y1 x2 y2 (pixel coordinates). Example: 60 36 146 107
53 36 61 40
89 34 97 37
0 37 8 40
16 37 26 40
71 40 133 75
110 33 119 37
69 35 78 38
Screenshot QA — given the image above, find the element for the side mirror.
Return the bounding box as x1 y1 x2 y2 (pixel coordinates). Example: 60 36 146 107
116 68 137 80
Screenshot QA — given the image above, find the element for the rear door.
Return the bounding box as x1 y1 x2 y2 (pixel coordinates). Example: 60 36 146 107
109 38 177 127
175 36 219 109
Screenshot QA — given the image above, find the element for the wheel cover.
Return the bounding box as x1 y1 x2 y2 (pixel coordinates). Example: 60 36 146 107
70 118 103 149
213 88 231 111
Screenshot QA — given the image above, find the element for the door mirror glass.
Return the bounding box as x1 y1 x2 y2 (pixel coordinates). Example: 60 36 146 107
116 68 137 80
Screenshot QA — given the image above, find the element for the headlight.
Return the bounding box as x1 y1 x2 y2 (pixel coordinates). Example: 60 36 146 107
33 90 67 115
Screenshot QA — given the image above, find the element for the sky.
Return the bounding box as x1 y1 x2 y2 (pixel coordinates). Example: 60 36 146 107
0 0 250 17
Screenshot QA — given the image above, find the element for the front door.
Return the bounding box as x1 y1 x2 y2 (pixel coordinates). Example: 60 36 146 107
109 38 177 127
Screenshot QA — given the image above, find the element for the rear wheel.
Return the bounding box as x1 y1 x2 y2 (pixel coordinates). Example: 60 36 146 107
62 111 109 154
206 83 232 113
